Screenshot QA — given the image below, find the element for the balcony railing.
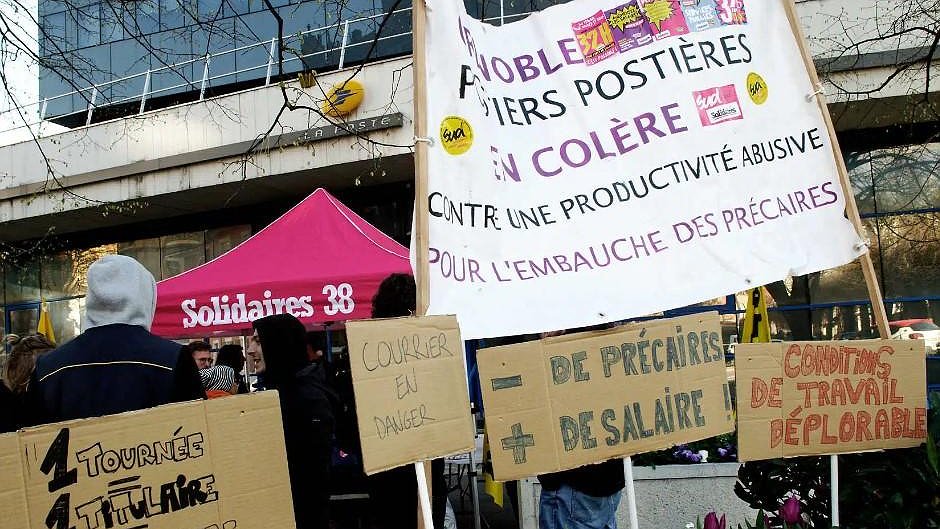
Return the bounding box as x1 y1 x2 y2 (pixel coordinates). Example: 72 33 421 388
0 3 548 144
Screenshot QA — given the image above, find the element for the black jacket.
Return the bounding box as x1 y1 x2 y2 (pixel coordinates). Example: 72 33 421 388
538 459 626 498
254 314 337 529
31 324 205 424
0 383 17 433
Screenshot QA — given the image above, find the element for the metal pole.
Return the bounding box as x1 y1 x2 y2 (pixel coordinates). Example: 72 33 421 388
265 37 277 85
199 55 211 100
830 455 840 528
39 98 48 121
469 419 482 529
139 69 151 114
499 0 505 25
338 20 350 69
85 86 98 126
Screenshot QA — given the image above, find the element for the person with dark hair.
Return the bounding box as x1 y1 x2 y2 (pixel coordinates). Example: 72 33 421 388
31 255 205 425
189 340 213 370
365 273 448 529
1 333 56 433
253 314 338 529
216 344 249 394
305 331 328 363
370 272 417 318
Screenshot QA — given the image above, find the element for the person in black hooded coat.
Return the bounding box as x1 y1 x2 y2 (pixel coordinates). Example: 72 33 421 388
253 314 338 529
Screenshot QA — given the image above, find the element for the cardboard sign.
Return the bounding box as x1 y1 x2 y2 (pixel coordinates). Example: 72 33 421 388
346 315 475 474
736 340 927 461
478 313 734 481
0 392 295 529
422 0 867 340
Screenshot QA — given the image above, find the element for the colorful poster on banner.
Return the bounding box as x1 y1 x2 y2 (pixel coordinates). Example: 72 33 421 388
606 2 654 51
572 11 619 65
422 0 866 339
478 314 734 480
735 340 927 461
640 0 690 39
680 0 723 32
717 0 747 25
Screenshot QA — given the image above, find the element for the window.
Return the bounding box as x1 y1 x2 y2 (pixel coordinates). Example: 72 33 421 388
234 13 278 82
8 308 40 338
135 0 161 35
75 4 101 48
207 225 252 260
99 2 123 43
4 259 40 304
42 245 117 298
47 298 85 344
160 0 185 30
193 23 237 89
161 232 206 279
875 212 940 299
118 238 162 280
41 11 69 54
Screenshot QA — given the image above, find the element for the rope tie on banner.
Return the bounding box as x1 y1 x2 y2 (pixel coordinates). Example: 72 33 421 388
854 239 870 252
414 136 435 147
806 84 826 101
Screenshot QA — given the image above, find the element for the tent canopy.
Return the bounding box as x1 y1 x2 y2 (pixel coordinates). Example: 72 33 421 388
152 188 411 338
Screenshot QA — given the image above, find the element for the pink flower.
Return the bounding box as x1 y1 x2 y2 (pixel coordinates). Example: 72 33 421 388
779 497 801 524
703 512 726 529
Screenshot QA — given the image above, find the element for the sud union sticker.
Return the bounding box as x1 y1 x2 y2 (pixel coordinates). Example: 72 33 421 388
439 116 474 155
747 72 768 105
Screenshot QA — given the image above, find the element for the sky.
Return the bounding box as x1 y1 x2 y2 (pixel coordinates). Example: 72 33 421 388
0 0 65 146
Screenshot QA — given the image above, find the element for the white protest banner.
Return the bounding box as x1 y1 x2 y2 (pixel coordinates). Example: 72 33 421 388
421 0 865 339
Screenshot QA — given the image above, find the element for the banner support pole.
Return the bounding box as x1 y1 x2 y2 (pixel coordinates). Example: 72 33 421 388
782 2 892 527
412 0 434 528
623 457 640 529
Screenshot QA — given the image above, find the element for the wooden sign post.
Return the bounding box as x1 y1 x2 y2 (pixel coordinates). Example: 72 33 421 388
780 2 893 525
411 0 434 527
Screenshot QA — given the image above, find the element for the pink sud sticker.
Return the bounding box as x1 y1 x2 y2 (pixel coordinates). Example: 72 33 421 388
693 84 744 126
572 10 619 65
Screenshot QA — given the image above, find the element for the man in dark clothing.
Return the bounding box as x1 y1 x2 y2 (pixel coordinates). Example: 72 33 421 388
0 382 16 433
31 255 204 424
253 313 337 529
537 326 625 529
365 273 449 529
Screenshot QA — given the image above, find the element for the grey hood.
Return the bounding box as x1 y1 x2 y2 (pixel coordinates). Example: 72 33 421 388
83 255 157 332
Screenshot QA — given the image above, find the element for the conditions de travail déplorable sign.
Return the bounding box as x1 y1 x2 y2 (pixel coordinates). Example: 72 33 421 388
736 340 927 461
421 0 867 339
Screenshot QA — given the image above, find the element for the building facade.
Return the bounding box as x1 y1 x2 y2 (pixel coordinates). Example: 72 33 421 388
1 0 937 347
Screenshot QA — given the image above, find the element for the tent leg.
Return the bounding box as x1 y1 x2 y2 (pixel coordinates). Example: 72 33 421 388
326 326 333 363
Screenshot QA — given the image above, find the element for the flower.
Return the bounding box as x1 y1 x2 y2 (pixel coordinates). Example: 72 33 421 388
703 512 726 529
779 496 801 524
697 450 709 463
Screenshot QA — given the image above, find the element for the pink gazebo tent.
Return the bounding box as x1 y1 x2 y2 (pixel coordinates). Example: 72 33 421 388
152 188 412 338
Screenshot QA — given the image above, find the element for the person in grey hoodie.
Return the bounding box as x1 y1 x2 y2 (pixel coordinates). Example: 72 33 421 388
30 255 205 424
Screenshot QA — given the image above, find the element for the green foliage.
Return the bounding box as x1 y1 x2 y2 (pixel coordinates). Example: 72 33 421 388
734 392 940 529
735 510 768 529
